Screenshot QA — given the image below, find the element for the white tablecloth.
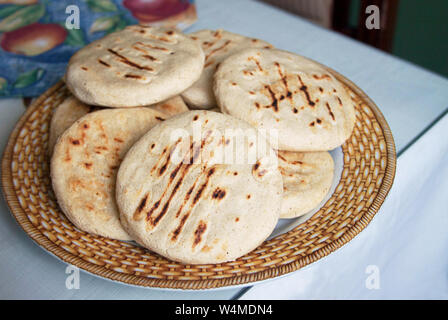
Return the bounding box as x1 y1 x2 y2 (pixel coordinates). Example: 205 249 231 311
241 114 448 299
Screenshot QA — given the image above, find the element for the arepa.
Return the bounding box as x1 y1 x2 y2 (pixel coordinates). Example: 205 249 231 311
48 96 188 156
66 25 204 107
51 108 167 240
278 151 334 218
48 96 91 156
116 110 283 264
149 95 189 117
182 30 272 109
214 48 356 151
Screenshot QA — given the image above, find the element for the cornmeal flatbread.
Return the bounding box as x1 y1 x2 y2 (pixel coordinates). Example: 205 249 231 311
182 30 272 109
49 96 91 156
66 25 204 107
214 48 356 151
116 110 282 264
278 151 334 218
51 108 167 240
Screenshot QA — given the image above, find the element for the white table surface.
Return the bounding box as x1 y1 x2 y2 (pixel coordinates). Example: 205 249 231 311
1 0 447 300
241 113 448 300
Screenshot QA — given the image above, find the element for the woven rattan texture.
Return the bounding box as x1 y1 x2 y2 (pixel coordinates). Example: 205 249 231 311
1 75 396 289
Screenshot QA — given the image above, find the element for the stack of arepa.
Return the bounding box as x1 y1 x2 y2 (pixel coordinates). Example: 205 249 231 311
49 25 356 264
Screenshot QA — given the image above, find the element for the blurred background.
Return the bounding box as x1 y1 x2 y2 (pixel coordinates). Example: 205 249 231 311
259 0 448 78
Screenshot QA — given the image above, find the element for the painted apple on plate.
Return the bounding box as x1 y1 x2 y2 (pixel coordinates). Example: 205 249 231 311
123 0 191 23
1 23 67 56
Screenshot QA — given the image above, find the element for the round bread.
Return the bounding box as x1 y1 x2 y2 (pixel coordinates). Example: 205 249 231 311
49 96 91 156
214 48 356 151
66 25 204 107
278 151 334 218
48 96 188 157
51 108 167 240
149 95 189 117
116 110 283 264
181 30 272 109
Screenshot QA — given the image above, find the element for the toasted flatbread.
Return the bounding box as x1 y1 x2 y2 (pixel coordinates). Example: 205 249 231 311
51 108 167 240
182 30 272 109
278 151 334 218
48 96 188 156
66 25 204 107
214 48 356 151
149 95 189 117
49 96 91 156
116 110 282 264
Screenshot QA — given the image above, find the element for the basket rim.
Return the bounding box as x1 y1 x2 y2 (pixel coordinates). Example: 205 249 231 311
1 70 396 290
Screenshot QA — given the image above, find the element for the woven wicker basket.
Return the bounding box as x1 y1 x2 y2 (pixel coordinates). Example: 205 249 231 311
1 69 396 289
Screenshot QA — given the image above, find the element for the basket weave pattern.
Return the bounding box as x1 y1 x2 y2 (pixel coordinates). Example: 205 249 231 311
1 78 396 289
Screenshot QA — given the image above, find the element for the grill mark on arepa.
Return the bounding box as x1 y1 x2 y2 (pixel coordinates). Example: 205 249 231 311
264 85 279 112
151 163 192 227
252 161 267 178
297 75 315 107
158 151 171 176
192 221 207 248
248 56 263 72
145 34 173 43
98 59 110 67
150 146 168 174
278 153 303 165
170 167 216 241
337 97 343 106
131 45 159 62
133 192 149 220
326 102 335 121
205 40 231 63
134 41 170 52
212 187 226 200
173 173 199 220
274 62 293 102
146 140 197 228
142 54 158 61
124 74 143 79
107 49 154 71
313 74 331 80
147 136 216 234
151 138 181 175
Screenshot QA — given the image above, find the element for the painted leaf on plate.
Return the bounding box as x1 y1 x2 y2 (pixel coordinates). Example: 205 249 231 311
0 77 8 95
86 0 118 13
0 3 45 32
65 28 85 47
13 68 45 89
89 15 120 33
0 5 25 19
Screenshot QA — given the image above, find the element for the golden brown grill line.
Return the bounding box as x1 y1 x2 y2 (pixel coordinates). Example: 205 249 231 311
138 132 217 239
